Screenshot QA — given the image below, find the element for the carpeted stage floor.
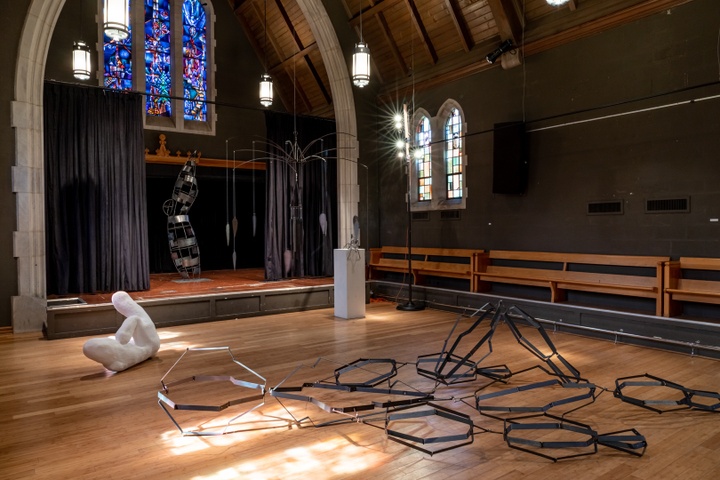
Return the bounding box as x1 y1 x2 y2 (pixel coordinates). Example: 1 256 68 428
49 269 335 305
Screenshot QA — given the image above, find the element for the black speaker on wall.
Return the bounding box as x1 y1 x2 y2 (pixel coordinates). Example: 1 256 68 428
492 121 528 195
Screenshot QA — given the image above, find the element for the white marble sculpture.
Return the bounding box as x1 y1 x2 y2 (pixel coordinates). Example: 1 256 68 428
82 291 160 372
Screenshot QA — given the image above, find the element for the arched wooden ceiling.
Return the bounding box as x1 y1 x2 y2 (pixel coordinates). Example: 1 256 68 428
228 0 694 118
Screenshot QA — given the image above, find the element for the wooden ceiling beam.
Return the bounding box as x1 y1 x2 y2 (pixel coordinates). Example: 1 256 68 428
403 0 437 64
378 0 694 100
486 0 523 45
233 5 265 66
349 0 400 28
286 68 314 113
251 0 282 69
444 0 473 52
227 0 248 13
269 43 319 73
377 12 409 77
272 0 332 106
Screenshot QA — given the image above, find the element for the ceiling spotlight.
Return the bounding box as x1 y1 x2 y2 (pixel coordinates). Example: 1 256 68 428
486 39 514 64
547 0 571 6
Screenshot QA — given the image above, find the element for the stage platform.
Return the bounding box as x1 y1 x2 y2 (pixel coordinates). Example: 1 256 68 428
46 269 336 339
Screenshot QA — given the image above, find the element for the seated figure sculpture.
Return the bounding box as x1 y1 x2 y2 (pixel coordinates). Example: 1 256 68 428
82 291 160 372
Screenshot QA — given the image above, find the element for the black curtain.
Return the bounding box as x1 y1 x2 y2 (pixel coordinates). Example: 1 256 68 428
44 82 149 295
264 111 336 280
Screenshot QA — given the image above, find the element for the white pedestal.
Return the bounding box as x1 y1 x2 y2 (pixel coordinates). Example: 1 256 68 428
334 248 366 319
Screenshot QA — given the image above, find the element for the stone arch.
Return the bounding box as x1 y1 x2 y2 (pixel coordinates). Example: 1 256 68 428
12 0 66 332
12 0 358 332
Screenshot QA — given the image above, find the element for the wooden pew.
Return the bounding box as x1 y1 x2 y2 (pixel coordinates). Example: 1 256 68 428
368 246 482 286
472 250 669 316
663 257 720 317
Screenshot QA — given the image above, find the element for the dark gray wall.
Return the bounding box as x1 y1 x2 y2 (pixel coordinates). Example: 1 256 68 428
0 1 31 327
373 0 720 258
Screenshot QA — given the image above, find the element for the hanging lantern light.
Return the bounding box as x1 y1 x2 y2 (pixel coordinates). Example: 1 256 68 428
259 0 273 107
104 0 130 41
259 73 273 107
72 41 92 80
352 2 370 88
352 42 371 88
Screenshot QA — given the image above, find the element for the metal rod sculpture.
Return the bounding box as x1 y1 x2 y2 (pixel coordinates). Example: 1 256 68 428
163 151 201 278
614 373 720 413
155 302 667 460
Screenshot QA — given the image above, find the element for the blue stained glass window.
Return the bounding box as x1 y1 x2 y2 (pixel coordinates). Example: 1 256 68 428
104 1 133 91
182 0 207 121
145 0 172 116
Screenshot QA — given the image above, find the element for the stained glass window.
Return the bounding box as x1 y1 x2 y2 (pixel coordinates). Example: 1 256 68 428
182 0 207 121
103 0 133 91
102 0 213 129
445 108 463 199
416 116 432 201
145 0 172 116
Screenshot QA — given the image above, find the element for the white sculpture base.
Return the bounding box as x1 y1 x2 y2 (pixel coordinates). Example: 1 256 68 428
334 248 366 319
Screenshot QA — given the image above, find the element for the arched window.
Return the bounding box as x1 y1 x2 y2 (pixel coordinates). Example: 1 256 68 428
101 0 215 134
416 116 432 201
445 108 463 199
408 100 466 212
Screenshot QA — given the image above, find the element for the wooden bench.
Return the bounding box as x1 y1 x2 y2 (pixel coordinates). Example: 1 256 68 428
368 246 482 286
472 250 669 316
663 257 720 317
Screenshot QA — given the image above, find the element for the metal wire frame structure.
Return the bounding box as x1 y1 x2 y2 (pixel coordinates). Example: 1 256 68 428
163 151 201 278
153 302 720 460
224 131 367 279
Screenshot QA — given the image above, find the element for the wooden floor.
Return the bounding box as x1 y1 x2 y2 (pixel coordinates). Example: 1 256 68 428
2 302 720 479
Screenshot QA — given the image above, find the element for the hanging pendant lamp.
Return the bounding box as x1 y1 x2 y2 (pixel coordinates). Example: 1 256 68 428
352 42 370 88
352 1 370 88
259 0 273 107
72 41 92 80
104 0 130 41
259 73 273 107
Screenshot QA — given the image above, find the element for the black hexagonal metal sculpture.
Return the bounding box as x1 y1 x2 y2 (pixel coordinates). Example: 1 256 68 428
504 305 582 383
476 379 597 420
416 304 502 385
614 373 720 413
385 402 477 456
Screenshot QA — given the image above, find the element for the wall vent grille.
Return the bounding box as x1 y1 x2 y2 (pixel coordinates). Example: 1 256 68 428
587 201 623 215
645 197 690 213
440 210 461 220
412 212 430 221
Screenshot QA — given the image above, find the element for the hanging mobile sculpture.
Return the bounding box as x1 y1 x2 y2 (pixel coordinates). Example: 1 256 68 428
231 149 239 270
252 141 257 237
319 139 327 236
163 151 201 278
